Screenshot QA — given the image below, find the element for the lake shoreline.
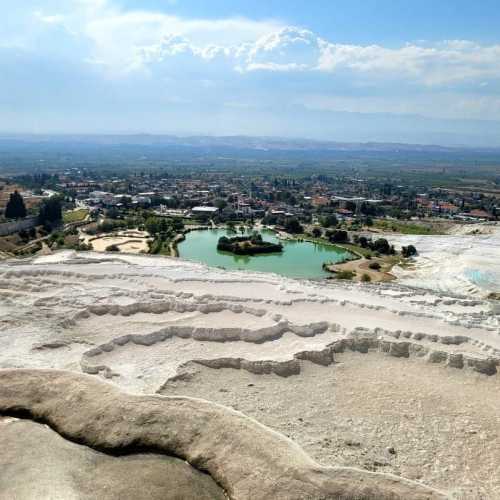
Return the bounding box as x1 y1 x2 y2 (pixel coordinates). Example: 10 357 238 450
177 226 356 279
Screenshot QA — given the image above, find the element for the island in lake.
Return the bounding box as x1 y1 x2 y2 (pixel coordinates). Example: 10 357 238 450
217 233 283 255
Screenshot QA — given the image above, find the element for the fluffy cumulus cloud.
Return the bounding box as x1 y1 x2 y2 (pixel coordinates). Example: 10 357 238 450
1 0 500 141
132 25 500 87
318 40 500 86
9 0 498 86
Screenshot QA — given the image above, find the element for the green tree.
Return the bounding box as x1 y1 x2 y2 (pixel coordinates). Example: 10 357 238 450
328 230 349 243
5 191 27 219
372 238 391 255
312 227 322 238
145 216 160 235
38 197 62 226
214 198 227 210
320 214 338 228
284 218 303 234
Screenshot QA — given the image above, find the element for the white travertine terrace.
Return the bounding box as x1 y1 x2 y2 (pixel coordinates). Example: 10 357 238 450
391 224 500 296
0 250 498 394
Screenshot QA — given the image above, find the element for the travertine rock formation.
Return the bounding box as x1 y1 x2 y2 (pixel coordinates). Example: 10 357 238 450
0 416 226 499
0 251 498 394
0 369 447 500
1 251 498 497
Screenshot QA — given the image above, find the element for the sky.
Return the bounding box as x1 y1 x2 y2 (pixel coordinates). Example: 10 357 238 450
1 0 500 146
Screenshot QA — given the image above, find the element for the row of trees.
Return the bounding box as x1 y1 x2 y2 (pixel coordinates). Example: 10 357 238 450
4 190 62 226
318 230 417 258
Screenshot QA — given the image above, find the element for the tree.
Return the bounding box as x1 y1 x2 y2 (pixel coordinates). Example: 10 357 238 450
38 197 62 226
328 230 349 244
145 216 160 235
320 214 338 228
358 236 369 248
312 227 322 238
284 218 303 234
372 238 390 255
5 191 27 219
214 198 227 210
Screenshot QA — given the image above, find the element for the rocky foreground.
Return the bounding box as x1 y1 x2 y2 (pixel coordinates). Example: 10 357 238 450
0 369 447 499
1 250 499 498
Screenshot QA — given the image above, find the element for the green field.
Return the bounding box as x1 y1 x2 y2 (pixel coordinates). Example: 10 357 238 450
373 220 444 235
63 209 89 223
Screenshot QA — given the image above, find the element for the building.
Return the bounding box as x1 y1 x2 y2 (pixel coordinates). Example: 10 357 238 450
191 206 219 216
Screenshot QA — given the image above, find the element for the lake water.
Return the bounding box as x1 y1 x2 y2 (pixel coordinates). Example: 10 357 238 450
178 228 354 279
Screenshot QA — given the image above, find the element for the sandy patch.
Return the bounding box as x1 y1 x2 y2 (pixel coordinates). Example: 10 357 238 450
82 230 151 254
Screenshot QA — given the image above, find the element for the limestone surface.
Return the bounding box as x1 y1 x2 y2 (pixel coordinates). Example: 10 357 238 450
0 416 226 500
0 251 498 394
0 369 447 500
0 250 498 498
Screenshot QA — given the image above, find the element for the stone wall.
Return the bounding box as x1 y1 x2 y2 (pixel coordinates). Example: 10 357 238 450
0 216 38 237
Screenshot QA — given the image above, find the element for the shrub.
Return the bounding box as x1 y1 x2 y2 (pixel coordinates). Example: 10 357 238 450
358 236 369 248
77 242 92 251
372 238 390 254
368 262 381 271
335 270 355 280
106 244 120 252
401 244 417 258
361 273 371 282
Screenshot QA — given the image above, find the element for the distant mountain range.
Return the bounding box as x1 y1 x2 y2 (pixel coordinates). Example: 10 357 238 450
1 133 499 153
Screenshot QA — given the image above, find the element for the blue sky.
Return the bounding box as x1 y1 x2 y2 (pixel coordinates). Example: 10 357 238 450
1 0 500 145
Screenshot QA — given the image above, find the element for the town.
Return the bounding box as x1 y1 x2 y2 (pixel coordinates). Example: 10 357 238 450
0 161 497 282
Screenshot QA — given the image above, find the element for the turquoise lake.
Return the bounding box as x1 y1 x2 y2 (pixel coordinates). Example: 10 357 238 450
178 228 354 279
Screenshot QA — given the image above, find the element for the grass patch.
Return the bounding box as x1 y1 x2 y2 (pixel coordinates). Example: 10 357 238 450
373 220 443 235
63 209 88 223
334 242 372 258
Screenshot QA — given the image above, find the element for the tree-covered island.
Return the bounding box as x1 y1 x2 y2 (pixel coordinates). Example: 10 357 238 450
217 233 283 255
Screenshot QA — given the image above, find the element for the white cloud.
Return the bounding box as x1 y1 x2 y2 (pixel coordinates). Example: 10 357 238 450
2 0 500 129
33 11 66 25
317 40 500 86
135 22 500 86
19 0 500 87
